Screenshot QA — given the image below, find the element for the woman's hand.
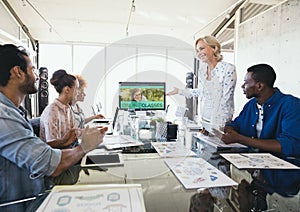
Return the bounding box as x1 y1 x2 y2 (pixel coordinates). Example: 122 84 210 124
94 114 105 119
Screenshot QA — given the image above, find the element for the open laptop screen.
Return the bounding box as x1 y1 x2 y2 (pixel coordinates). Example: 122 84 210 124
111 107 119 132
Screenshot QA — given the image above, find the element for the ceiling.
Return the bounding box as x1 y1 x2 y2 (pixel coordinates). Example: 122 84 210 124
1 0 284 49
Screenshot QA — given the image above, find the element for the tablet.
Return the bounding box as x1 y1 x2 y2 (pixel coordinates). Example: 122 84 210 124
81 153 124 167
93 119 111 124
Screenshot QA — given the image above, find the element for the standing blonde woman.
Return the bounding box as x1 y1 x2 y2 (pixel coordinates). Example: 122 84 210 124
167 35 237 130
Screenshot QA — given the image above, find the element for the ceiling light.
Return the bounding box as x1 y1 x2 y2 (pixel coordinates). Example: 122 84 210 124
126 0 136 36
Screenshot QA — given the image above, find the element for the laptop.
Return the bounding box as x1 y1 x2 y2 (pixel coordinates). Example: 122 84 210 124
106 107 119 135
89 107 119 135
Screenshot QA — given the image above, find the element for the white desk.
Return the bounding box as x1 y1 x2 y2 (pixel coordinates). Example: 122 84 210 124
77 153 196 212
78 116 300 211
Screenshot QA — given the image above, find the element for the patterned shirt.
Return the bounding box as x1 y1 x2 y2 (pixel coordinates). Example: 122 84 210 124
180 61 237 128
40 98 76 142
71 103 85 129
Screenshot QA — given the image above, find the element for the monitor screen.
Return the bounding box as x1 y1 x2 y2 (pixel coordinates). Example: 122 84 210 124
119 82 166 111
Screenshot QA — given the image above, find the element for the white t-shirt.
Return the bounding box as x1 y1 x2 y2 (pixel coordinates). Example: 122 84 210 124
256 103 264 138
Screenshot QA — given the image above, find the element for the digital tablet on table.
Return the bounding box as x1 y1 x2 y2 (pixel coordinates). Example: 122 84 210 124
81 151 124 167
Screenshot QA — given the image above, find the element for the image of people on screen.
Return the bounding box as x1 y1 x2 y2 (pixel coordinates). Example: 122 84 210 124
131 88 148 102
119 84 165 110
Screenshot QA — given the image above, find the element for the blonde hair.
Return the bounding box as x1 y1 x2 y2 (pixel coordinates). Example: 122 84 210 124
75 74 87 89
195 36 223 61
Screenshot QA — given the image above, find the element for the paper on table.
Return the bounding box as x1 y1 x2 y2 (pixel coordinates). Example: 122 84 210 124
211 127 224 139
194 133 247 148
151 142 196 157
221 153 300 169
164 157 238 189
186 123 202 130
103 135 143 149
36 184 146 212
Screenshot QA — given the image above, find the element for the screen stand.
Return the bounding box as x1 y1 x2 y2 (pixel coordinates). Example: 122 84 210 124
127 109 146 118
146 111 155 117
136 111 147 117
127 109 136 116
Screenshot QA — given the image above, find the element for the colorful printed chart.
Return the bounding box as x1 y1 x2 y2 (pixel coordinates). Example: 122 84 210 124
221 153 300 169
164 157 238 189
151 142 196 157
37 184 145 212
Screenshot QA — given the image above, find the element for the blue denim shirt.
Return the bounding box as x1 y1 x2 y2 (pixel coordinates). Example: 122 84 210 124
227 88 300 195
228 88 300 157
0 93 61 211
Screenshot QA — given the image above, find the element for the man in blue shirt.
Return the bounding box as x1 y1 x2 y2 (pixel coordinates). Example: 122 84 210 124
222 63 300 195
223 63 300 157
0 44 107 211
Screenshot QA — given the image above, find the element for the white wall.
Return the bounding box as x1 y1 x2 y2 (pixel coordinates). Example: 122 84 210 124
39 34 195 121
234 0 300 117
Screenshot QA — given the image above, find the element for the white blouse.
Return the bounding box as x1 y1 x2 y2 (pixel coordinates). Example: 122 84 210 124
179 61 237 129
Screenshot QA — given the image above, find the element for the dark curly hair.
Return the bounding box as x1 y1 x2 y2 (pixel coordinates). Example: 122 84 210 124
0 44 29 86
247 64 276 88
